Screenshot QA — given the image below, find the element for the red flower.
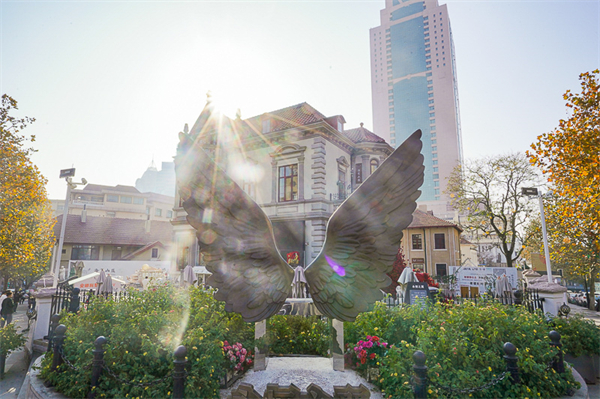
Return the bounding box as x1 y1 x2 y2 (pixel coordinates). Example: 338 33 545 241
369 353 376 359
360 358 366 364
372 336 380 342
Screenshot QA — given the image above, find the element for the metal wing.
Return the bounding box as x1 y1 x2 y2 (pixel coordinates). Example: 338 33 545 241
304 130 424 321
175 133 294 322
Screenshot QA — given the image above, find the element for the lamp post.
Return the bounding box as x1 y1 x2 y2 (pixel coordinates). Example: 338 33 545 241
53 168 87 287
522 187 553 284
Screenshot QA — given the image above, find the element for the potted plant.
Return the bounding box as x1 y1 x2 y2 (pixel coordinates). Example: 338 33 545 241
551 314 600 384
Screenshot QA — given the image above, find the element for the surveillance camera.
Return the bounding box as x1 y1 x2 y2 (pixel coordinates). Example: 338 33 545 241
82 178 88 185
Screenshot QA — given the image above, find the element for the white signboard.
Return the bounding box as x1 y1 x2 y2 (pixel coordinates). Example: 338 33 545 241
448 266 518 296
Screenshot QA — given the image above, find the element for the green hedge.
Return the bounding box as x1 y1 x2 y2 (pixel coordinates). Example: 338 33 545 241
346 300 582 399
41 285 254 399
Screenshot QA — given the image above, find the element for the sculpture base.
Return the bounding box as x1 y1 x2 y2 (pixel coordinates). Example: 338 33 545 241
220 357 383 399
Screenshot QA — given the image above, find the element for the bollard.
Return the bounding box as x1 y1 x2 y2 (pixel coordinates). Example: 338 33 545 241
549 331 565 374
412 350 428 399
47 314 62 352
89 336 107 399
503 342 520 385
513 290 523 306
172 345 187 399
51 324 67 371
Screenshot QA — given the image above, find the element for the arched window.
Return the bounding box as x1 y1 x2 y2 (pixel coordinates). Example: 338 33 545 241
370 159 379 174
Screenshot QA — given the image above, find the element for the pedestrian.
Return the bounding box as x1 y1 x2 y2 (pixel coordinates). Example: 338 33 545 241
1 291 16 327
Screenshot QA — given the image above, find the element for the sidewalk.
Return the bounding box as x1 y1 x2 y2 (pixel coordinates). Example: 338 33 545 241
0 303 32 399
568 303 600 326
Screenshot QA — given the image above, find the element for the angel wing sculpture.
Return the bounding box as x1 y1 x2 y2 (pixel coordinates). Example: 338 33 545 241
175 130 424 322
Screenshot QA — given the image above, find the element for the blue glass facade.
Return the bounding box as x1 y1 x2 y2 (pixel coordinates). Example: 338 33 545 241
391 2 424 21
389 15 434 200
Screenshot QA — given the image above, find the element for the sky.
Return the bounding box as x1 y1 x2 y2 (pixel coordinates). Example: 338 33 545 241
1 0 598 199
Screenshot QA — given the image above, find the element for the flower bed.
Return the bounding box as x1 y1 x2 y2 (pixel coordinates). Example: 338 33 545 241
345 300 581 398
40 284 254 398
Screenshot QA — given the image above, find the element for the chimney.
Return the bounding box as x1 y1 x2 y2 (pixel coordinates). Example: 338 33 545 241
81 204 87 223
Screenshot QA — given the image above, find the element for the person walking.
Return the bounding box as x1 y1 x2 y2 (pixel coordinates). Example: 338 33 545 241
1 291 16 327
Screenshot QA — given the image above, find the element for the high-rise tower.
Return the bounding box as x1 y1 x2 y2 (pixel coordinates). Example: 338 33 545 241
370 0 462 218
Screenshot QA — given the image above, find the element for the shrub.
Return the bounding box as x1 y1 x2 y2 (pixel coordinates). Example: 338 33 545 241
0 323 26 357
40 284 254 399
346 299 580 399
350 335 388 371
551 314 600 357
267 315 329 356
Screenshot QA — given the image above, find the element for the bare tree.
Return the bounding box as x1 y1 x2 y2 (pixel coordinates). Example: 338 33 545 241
446 153 539 268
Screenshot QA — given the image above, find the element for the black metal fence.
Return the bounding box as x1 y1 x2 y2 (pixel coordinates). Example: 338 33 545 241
385 289 545 314
48 281 131 339
48 317 187 399
410 331 568 398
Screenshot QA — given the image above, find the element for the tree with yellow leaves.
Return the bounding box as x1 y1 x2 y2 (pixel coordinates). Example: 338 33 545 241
528 70 600 310
0 94 55 290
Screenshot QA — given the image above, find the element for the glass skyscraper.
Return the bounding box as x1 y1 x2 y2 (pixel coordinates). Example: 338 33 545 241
371 0 462 218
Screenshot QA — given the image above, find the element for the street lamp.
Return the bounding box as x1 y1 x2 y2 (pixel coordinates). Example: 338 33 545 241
522 187 553 284
53 168 87 287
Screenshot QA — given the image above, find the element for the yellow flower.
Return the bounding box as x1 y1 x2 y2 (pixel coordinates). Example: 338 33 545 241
374 327 379 331
428 389 433 394
488 367 492 372
143 352 147 356
125 350 128 354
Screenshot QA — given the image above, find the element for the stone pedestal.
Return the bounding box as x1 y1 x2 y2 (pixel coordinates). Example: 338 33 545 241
32 288 55 341
330 319 344 371
254 320 268 371
528 278 567 316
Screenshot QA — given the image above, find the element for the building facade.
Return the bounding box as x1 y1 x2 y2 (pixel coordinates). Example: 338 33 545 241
401 209 462 276
135 161 177 197
51 184 174 222
370 0 463 218
171 100 393 273
171 98 461 278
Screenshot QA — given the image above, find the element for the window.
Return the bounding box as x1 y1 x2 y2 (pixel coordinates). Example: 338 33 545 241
412 234 423 250
433 160 438 165
133 197 144 205
262 119 271 133
72 245 100 260
436 263 447 276
434 181 439 187
370 159 379 174
432 146 437 151
111 248 122 260
120 196 132 204
57 205 64 211
338 169 346 197
433 167 438 172
152 248 159 258
167 210 173 218
434 233 446 250
433 174 439 179
106 211 116 217
107 195 119 203
278 164 298 202
155 208 162 216
434 188 440 195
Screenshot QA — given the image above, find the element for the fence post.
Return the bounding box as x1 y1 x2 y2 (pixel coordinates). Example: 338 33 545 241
89 336 107 399
51 324 67 371
503 342 520 385
173 345 187 399
549 330 565 373
513 290 523 306
412 350 428 399
47 314 62 352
